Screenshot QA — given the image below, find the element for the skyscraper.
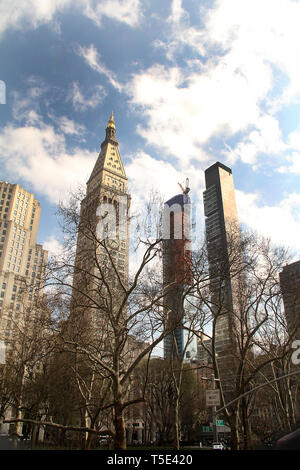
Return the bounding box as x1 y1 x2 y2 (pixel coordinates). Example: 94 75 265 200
163 183 197 361
203 162 242 362
71 113 130 329
0 181 48 346
279 260 300 338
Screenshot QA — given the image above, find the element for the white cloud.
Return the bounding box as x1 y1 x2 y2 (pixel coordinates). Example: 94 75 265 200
236 190 300 253
273 127 300 174
0 123 95 204
126 150 205 211
128 61 263 161
168 0 187 26
131 0 300 167
202 0 300 106
0 0 72 35
83 0 142 28
0 0 142 36
224 115 286 166
127 151 184 203
277 153 300 175
43 235 64 259
11 84 46 124
56 116 86 135
288 127 300 150
66 82 106 111
76 44 123 92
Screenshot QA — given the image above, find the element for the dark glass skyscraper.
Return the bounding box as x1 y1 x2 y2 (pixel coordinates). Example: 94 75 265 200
203 162 242 366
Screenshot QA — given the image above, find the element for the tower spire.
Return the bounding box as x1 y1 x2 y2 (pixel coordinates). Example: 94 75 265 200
104 111 117 144
107 111 115 129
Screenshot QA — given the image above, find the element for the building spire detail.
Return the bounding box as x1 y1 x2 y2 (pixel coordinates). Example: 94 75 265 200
107 111 115 129
104 111 117 144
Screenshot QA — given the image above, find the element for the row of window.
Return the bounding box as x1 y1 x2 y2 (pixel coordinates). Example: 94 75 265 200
0 197 11 205
0 185 13 199
6 262 21 273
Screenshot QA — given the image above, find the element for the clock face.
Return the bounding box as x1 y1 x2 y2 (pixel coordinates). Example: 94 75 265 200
107 238 119 249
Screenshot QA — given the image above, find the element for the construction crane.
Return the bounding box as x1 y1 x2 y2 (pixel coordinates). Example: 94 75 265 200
178 177 190 195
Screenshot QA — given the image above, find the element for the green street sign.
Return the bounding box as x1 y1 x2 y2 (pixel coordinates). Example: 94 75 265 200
202 426 213 433
216 420 224 426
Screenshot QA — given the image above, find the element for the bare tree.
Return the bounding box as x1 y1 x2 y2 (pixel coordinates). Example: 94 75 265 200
189 227 295 449
39 192 184 450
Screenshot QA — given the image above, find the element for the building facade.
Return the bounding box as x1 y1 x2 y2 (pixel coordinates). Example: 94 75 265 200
163 189 197 361
0 181 48 434
203 162 243 370
279 260 300 338
0 181 48 347
71 113 131 329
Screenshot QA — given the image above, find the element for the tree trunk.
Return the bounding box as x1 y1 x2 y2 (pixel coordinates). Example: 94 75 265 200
228 413 240 450
173 400 180 450
31 423 38 449
241 397 252 449
114 402 126 450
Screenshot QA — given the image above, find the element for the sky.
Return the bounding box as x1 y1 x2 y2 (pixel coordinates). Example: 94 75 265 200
1 0 300 262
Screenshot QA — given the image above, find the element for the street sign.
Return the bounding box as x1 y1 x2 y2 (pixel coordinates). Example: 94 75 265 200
216 420 224 426
202 426 213 433
206 389 220 406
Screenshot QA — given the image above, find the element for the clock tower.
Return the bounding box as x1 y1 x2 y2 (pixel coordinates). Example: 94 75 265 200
73 113 130 309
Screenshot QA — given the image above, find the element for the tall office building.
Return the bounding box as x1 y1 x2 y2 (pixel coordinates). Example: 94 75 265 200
279 260 300 338
71 113 130 330
203 162 242 363
0 182 48 346
163 186 197 361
